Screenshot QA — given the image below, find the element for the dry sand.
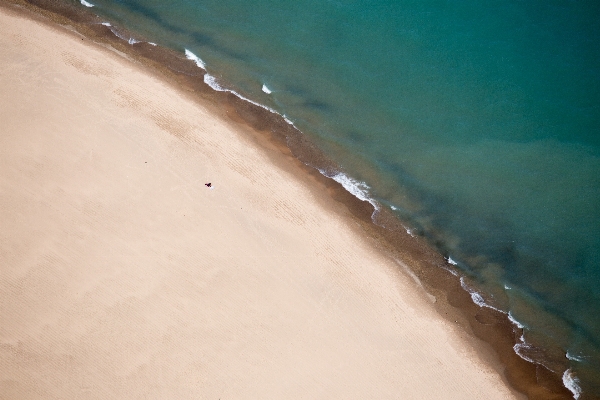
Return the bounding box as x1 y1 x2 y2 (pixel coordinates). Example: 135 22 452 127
0 7 520 399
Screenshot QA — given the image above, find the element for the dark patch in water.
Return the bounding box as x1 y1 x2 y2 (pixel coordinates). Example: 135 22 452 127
114 0 177 31
301 98 331 112
378 156 600 361
113 0 249 61
283 83 310 98
343 130 367 145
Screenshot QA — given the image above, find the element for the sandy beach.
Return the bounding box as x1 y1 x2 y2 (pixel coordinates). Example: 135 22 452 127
0 6 523 399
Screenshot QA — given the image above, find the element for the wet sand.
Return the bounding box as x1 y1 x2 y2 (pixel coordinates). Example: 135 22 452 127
0 3 541 399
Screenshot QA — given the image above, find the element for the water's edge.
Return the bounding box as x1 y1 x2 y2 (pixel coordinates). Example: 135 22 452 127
0 0 577 398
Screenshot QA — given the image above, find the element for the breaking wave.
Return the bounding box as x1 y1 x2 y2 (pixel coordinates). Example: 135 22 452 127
185 49 206 70
562 369 582 399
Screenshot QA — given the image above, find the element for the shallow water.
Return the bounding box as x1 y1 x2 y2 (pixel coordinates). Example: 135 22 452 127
83 0 600 395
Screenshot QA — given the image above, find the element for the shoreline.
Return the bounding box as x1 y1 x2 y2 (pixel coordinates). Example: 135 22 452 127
0 0 574 398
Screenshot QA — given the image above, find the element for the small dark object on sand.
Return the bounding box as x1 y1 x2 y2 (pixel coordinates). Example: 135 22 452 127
205 183 212 188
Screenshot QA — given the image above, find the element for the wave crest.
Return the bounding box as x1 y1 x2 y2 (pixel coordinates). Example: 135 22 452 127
562 369 582 399
459 277 505 313
185 49 206 70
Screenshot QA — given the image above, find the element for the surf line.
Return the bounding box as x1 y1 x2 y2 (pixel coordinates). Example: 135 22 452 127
184 49 385 224
183 48 589 399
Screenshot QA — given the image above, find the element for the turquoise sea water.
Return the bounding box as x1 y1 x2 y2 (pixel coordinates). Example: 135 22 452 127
82 0 599 395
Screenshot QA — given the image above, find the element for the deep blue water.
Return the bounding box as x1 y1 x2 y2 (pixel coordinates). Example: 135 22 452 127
82 0 600 395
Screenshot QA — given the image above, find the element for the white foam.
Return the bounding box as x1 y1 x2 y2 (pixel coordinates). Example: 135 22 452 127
448 257 580 391
513 332 559 377
566 351 585 362
190 53 382 220
508 311 525 329
174 55 589 394
404 227 416 237
440 264 459 276
562 369 582 399
512 332 556 374
108 27 125 40
107 26 140 45
80 0 94 7
470 291 487 307
185 49 206 70
513 342 537 364
204 74 281 114
203 74 224 90
331 172 379 210
504 284 511 290
101 22 152 46
329 173 371 203
186 50 298 131
459 277 505 313
390 205 398 211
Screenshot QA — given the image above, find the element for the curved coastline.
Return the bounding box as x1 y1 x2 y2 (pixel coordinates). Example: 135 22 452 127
0 0 580 398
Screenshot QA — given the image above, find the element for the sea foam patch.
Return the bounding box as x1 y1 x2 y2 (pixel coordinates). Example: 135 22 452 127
204 74 279 116
106 26 141 45
183 49 299 132
262 84 272 94
191 53 380 224
80 0 94 7
325 172 380 216
566 351 586 363
508 311 525 329
440 264 459 277
329 173 372 203
562 369 582 399
185 49 206 70
513 342 537 364
459 277 505 313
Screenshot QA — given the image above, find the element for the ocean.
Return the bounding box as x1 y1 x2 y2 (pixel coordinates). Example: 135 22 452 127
75 0 600 396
